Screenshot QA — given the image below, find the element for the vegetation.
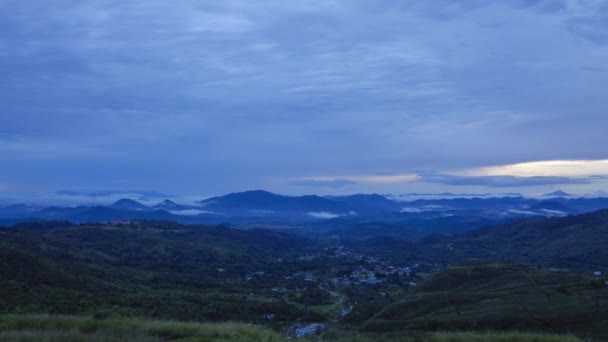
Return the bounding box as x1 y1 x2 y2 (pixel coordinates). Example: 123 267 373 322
314 330 582 342
0 314 282 342
2 214 608 340
343 209 608 271
446 209 608 269
0 315 583 342
0 221 327 324
365 261 608 340
427 332 581 342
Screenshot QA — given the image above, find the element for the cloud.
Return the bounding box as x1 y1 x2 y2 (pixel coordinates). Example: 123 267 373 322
456 160 608 178
0 182 16 192
56 190 172 198
307 211 342 219
564 2 608 45
351 174 420 184
42 190 173 206
0 1 606 196
421 159 608 189
293 174 419 186
169 209 213 216
421 174 590 188
289 178 357 188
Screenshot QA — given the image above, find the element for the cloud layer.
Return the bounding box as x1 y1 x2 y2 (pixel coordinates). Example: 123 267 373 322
289 179 357 188
421 174 590 188
1 0 607 197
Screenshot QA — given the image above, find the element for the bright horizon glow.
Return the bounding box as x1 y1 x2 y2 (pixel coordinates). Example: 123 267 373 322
454 160 608 178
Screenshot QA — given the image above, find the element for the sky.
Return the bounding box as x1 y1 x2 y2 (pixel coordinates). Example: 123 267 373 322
1 0 608 202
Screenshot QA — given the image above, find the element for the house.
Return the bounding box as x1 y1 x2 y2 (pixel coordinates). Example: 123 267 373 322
360 277 382 284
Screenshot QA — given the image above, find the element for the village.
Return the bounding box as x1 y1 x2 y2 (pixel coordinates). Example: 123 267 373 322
327 244 437 286
238 241 441 338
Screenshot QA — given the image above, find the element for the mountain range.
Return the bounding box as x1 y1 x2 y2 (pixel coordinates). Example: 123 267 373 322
2 190 608 236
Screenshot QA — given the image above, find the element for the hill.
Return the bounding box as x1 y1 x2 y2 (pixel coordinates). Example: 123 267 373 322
327 194 403 214
109 199 149 211
200 190 349 214
542 190 573 197
528 201 576 216
552 197 608 213
445 209 608 270
0 221 321 324
364 261 608 340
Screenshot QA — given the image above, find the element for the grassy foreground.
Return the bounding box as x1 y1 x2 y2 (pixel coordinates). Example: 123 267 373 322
429 332 581 342
0 314 583 342
314 331 582 342
0 314 282 342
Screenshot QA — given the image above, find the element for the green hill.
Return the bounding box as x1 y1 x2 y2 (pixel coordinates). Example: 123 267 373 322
448 209 608 269
364 261 608 340
0 221 321 323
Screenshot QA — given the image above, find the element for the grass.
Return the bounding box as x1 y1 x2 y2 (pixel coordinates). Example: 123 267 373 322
0 314 283 342
312 330 582 342
0 314 585 342
363 262 608 338
430 331 582 342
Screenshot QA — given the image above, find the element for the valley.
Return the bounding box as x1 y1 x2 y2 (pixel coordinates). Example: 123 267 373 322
2 202 608 340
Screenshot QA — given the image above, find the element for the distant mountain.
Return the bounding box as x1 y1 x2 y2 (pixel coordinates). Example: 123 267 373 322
2 191 608 228
110 199 149 211
542 190 573 197
404 196 537 211
200 190 350 215
528 200 576 216
0 204 44 219
33 206 88 220
400 196 608 219
327 194 402 214
153 199 197 211
551 197 608 213
155 199 179 208
394 192 523 200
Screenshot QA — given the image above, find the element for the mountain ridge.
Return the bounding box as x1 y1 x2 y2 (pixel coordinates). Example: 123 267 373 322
2 191 608 230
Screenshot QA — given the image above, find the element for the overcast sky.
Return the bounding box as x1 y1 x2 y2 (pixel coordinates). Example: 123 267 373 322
1 0 607 200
